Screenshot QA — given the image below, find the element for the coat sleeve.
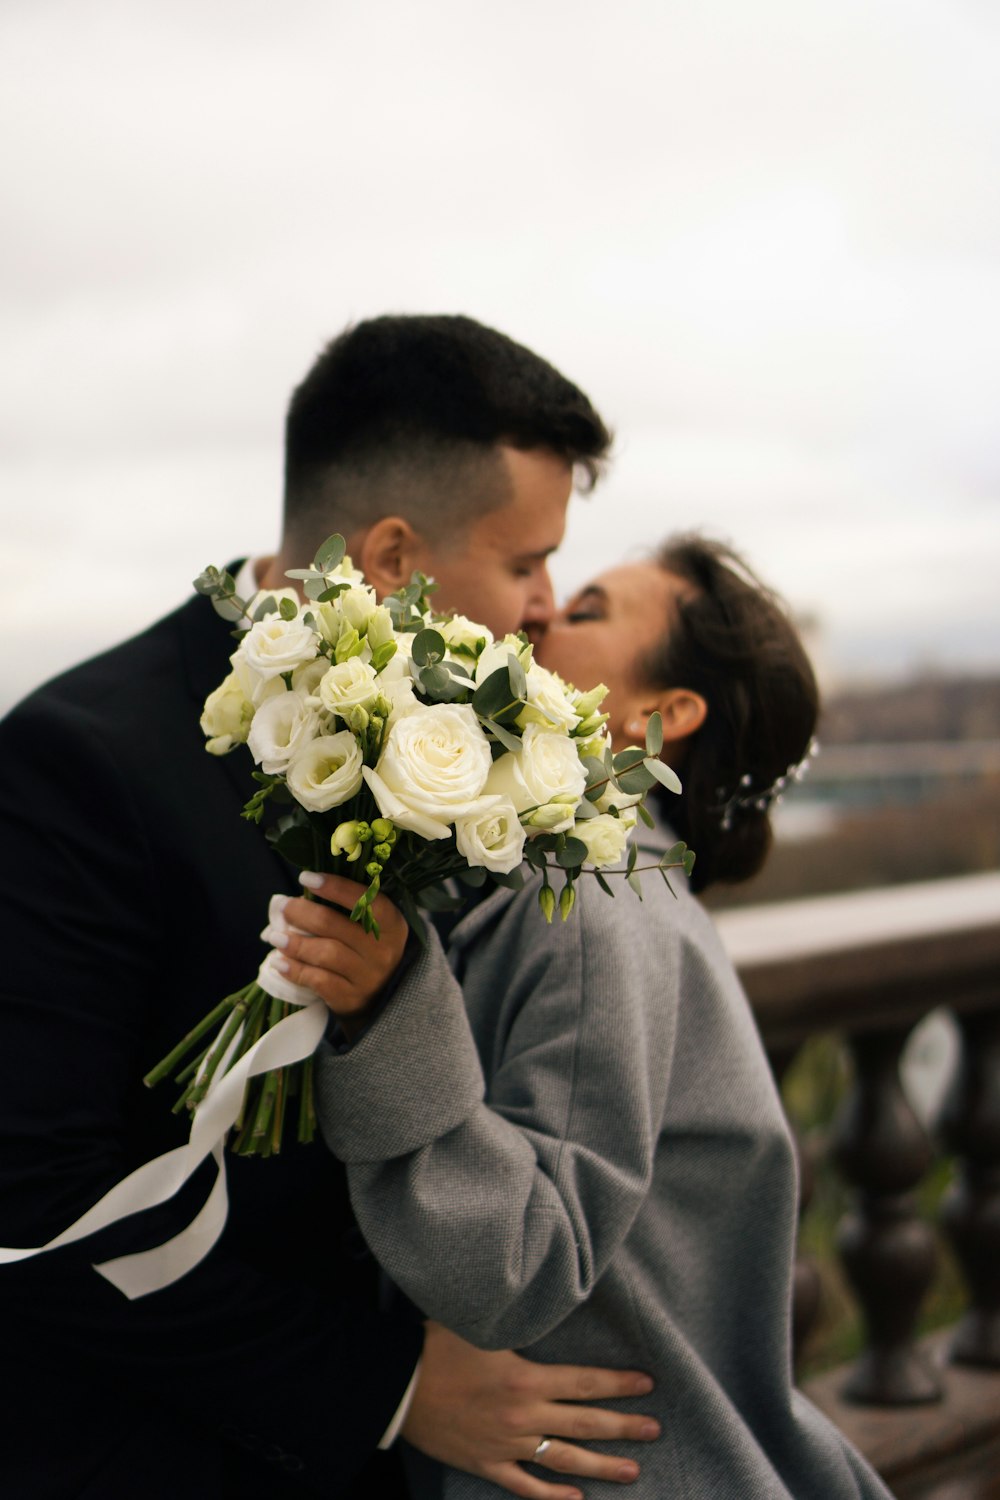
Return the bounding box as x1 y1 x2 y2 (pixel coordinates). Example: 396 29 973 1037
0 689 421 1495
315 874 680 1350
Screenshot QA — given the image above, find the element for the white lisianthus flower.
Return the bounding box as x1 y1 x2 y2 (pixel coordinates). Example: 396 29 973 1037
595 784 643 818
338 585 379 633
200 671 255 755
291 657 331 697
246 690 320 775
286 732 364 812
362 703 492 840
236 615 320 682
379 633 416 680
366 605 395 651
573 813 631 868
518 663 581 733
439 614 493 657
379 674 417 721
314 658 380 719
486 724 587 832
454 796 525 873
474 634 532 685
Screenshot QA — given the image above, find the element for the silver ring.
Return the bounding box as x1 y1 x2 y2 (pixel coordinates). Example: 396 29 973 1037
533 1438 552 1460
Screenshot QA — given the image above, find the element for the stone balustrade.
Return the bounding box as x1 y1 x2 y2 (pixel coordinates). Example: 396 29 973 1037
715 873 1000 1497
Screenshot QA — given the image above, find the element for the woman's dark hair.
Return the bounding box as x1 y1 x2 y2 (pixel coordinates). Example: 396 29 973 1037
640 534 819 894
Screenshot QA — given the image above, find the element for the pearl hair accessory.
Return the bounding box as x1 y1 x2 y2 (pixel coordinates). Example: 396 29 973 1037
717 737 819 831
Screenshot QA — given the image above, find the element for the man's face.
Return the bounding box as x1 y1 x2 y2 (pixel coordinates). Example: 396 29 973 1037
415 446 573 642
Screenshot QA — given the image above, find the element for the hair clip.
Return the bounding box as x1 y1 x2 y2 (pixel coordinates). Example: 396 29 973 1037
717 738 819 830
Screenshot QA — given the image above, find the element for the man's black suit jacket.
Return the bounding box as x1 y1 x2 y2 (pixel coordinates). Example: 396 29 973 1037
0 590 422 1499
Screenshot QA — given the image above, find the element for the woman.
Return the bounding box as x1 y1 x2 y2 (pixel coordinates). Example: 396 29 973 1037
279 535 892 1499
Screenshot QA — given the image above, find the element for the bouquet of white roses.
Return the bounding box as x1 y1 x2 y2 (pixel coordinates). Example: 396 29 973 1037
144 535 693 1159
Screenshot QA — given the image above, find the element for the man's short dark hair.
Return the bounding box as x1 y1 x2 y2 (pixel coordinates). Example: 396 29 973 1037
282 314 612 552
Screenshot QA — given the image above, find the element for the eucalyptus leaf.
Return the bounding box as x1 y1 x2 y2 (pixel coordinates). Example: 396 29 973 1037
284 568 318 581
645 711 664 756
643 757 682 793
617 765 656 795
664 841 687 865
556 836 589 869
278 597 298 621
627 840 638 875
303 577 327 600
637 802 655 829
317 583 348 604
490 867 526 891
458 865 488 888
506 653 527 701
412 628 446 667
683 849 696 878
472 666 518 720
484 717 522 754
627 871 644 899
595 870 615 897
253 597 279 621
573 798 600 819
313 534 346 573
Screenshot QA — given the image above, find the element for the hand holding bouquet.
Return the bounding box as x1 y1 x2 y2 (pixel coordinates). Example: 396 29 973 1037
145 536 694 1158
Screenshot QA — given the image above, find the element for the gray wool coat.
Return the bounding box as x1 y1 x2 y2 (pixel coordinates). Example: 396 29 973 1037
315 820 893 1499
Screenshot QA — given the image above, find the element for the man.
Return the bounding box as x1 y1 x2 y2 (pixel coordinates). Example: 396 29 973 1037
0 315 657 1499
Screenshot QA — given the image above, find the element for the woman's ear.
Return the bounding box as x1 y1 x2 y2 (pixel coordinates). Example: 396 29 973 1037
355 517 428 598
626 688 707 748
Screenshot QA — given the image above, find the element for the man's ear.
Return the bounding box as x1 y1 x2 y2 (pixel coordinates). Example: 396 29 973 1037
624 688 707 749
354 517 428 599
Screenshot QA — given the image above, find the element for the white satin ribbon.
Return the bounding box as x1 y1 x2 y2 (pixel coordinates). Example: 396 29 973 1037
0 899 327 1299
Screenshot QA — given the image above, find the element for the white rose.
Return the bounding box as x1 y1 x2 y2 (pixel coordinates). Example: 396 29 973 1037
236 615 320 682
485 724 587 832
200 671 254 755
362 703 492 841
454 796 525 874
314 658 380 719
439 614 493 657
286 732 364 812
573 813 631 868
518 663 581 733
246 690 320 774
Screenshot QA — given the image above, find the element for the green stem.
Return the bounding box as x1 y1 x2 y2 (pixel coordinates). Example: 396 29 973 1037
183 986 259 1111
248 996 285 1146
298 1057 316 1144
143 990 246 1088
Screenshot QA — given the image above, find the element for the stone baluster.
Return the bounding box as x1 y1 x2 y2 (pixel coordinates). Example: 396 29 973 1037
769 1043 822 1367
832 1024 942 1403
938 1004 1000 1367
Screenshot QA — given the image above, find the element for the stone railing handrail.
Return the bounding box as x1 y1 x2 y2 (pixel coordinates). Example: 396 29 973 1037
715 872 1000 1050
713 873 1000 1491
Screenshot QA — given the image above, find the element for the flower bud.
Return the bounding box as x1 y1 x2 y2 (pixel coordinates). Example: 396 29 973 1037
559 884 576 921
373 842 393 861
538 885 556 924
331 819 370 860
366 862 382 881
528 803 573 831
334 626 364 663
573 684 609 719
344 703 370 734
370 818 395 843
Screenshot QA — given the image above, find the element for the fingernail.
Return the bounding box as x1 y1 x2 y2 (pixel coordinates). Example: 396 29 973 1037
617 1461 640 1482
260 926 288 949
272 956 290 973
639 1420 660 1439
299 870 324 890
633 1375 654 1395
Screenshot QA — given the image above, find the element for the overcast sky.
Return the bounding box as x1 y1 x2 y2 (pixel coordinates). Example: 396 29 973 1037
2 0 998 711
